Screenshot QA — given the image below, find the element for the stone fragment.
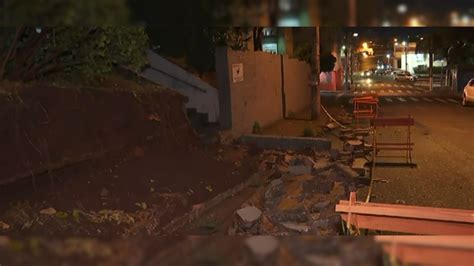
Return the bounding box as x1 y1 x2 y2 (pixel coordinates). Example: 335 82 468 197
245 236 279 261
280 222 310 233
312 159 334 174
39 207 57 215
311 200 331 212
0 221 10 230
334 163 360 179
236 206 262 229
329 149 340 161
325 123 338 130
351 158 367 176
305 255 342 266
288 165 312 175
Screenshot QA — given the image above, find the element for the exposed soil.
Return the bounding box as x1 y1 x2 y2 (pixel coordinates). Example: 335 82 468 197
0 79 260 238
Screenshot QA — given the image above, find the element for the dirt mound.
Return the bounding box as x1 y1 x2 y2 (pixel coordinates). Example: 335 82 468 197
0 81 196 185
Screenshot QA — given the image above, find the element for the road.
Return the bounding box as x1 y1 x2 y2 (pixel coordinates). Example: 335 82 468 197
325 79 474 210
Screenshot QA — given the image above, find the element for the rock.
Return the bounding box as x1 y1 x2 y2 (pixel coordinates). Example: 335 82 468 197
311 200 331 212
264 179 284 201
334 163 360 179
351 158 367 176
280 222 310 233
100 188 110 198
303 156 316 167
284 154 294 164
325 123 338 130
236 206 262 229
39 207 57 215
312 159 334 174
329 149 340 161
265 155 277 164
305 255 342 266
343 140 363 153
311 219 330 232
0 221 10 230
353 150 366 158
288 165 312 175
245 236 279 261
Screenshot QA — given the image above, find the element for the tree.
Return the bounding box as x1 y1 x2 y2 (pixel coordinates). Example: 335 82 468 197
2 0 130 25
0 27 149 81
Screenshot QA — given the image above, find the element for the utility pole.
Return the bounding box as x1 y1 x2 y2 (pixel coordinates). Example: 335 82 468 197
310 27 321 120
429 36 434 92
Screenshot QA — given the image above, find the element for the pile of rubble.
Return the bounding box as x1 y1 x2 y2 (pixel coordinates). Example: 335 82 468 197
229 148 367 236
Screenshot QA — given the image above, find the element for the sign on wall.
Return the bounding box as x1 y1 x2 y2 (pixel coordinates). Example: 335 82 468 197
232 63 244 83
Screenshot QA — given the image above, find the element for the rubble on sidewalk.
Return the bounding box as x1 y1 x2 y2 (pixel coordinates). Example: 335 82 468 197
228 148 362 236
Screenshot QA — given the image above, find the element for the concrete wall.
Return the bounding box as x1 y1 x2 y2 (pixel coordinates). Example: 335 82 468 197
217 48 312 135
283 56 312 116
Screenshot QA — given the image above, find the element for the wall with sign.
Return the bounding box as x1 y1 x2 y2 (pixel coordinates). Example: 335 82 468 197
216 47 311 134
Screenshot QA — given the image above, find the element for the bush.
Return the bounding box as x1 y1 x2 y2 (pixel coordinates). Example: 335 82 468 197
252 122 262 134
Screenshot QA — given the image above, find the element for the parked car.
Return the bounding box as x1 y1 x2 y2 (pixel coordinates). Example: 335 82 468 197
394 72 417 82
462 78 474 106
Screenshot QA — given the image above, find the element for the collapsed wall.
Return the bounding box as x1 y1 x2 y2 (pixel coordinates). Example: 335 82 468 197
0 82 197 185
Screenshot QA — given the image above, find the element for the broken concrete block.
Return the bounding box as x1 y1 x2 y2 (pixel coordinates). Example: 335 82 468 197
236 206 262 229
284 154 294 164
343 140 364 152
39 207 57 215
352 158 367 176
305 254 342 266
280 222 310 233
311 200 331 212
325 123 338 130
288 165 312 175
329 149 340 161
312 159 334 174
245 236 279 262
353 150 366 158
0 221 10 230
303 156 316 167
334 163 360 179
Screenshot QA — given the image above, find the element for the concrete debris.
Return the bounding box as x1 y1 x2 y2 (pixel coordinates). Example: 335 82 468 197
288 165 312 175
39 207 57 215
325 123 338 130
305 255 342 266
311 201 331 212
312 159 334 174
245 236 279 261
334 163 360 179
329 149 340 161
236 206 262 229
280 222 310 233
0 220 10 230
351 158 367 176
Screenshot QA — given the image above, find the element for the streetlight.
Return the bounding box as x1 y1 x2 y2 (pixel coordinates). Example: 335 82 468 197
353 32 359 37
386 54 391 69
402 41 408 71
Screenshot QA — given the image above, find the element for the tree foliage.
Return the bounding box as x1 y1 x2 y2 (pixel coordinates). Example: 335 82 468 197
0 27 149 81
2 0 129 25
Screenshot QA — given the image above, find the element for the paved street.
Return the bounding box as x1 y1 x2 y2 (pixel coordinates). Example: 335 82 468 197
325 82 473 210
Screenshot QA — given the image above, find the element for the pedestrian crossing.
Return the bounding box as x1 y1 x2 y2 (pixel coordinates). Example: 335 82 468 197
347 96 460 105
355 83 418 89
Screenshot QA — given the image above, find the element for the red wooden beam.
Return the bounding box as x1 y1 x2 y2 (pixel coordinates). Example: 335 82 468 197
375 236 474 266
336 194 474 235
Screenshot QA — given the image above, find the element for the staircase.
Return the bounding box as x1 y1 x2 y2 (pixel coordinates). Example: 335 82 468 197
140 50 219 123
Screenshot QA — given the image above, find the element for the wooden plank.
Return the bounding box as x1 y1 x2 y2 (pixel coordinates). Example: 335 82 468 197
376 237 474 265
340 213 474 235
339 201 474 215
336 203 474 223
374 236 474 250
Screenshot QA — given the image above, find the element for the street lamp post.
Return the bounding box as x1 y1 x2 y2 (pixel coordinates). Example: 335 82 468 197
402 41 408 71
